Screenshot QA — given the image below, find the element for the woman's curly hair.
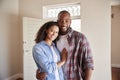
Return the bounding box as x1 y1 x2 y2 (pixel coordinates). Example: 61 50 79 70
35 21 59 43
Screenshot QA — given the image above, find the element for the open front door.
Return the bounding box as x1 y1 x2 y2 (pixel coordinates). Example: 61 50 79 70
23 17 50 80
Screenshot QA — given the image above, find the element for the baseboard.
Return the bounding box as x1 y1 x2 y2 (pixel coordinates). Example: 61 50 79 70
112 64 120 68
5 73 23 80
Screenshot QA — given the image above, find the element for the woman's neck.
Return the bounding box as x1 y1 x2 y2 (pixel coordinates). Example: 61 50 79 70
44 39 52 46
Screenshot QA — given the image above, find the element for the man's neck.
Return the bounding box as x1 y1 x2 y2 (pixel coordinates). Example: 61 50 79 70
60 27 71 35
60 30 68 35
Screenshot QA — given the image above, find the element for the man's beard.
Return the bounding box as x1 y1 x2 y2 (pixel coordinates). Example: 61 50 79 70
59 27 71 35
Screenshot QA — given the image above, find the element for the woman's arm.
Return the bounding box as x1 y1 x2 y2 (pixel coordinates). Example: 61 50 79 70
33 46 57 74
35 48 67 80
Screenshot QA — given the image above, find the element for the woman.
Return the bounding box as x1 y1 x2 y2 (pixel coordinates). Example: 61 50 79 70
32 21 67 80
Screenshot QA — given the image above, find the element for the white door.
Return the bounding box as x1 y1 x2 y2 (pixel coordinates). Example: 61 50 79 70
23 17 50 80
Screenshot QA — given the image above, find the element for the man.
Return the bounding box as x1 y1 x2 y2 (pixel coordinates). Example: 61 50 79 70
36 10 94 80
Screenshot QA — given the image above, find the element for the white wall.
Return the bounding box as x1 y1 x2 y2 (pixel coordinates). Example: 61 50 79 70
81 0 111 80
0 0 20 79
19 0 80 73
111 0 120 5
0 0 111 80
20 0 111 80
111 5 120 68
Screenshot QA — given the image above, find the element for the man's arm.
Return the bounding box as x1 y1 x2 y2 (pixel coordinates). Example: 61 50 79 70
36 69 47 80
81 33 94 80
84 68 93 80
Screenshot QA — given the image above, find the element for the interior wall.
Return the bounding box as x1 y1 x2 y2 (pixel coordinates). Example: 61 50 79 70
19 0 80 73
0 0 20 79
20 0 111 80
111 5 120 67
81 0 111 80
0 0 112 79
111 0 120 5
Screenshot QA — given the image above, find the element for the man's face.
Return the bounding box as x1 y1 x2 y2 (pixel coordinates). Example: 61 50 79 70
58 13 71 32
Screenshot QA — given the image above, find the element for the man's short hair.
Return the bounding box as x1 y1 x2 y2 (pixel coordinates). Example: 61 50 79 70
58 10 71 20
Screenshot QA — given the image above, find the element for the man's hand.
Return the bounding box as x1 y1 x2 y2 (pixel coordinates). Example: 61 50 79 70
36 69 47 80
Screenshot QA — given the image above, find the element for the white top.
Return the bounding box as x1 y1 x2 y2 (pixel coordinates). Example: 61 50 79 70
50 46 60 80
57 35 69 53
57 34 70 80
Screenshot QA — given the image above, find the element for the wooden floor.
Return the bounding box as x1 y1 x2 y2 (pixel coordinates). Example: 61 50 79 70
16 67 120 80
16 78 23 80
112 67 120 80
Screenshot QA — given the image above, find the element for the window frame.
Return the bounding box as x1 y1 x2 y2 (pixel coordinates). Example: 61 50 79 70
43 3 81 20
42 3 81 32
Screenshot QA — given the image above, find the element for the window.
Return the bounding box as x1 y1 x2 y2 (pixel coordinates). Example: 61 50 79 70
43 3 81 32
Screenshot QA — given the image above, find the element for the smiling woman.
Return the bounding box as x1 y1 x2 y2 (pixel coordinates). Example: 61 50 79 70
32 21 67 80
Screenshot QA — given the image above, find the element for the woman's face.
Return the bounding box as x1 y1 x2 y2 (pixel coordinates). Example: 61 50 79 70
46 25 59 41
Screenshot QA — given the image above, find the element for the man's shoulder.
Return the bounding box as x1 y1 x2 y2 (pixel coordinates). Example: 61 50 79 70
72 30 84 36
71 30 88 41
73 30 81 34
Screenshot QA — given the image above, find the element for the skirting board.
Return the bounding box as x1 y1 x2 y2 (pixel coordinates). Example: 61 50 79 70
112 64 120 68
5 73 23 80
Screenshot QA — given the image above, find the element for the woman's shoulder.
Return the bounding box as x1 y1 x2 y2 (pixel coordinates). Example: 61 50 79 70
33 41 45 49
32 41 47 53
